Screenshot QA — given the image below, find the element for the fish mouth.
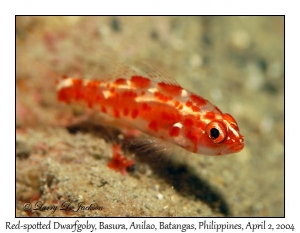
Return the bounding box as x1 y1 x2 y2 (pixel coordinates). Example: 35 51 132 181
233 142 244 152
223 142 244 154
230 142 244 153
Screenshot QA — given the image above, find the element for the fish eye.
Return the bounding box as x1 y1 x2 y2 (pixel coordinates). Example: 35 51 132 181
210 128 219 139
206 121 227 143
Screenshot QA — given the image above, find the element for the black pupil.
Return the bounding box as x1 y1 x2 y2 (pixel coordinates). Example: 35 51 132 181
210 128 219 139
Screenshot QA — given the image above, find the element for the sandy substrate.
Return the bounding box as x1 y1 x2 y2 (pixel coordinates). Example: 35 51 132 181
16 16 284 217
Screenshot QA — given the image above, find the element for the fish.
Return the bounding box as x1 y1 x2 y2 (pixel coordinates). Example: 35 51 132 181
56 60 244 156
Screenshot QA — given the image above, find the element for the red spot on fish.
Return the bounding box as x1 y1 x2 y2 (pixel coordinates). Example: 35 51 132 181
57 88 71 103
85 81 103 107
107 144 134 175
57 78 85 103
130 76 151 88
122 91 138 99
161 112 180 122
131 109 138 119
190 94 207 106
115 78 127 85
71 79 84 101
183 118 194 127
87 101 93 108
114 108 120 118
123 108 129 116
154 91 169 102
158 82 183 95
186 95 205 112
174 100 180 107
148 120 158 132
86 80 101 87
191 105 200 112
186 131 198 152
186 100 192 107
204 111 216 120
142 103 151 112
169 126 180 137
101 106 107 113
197 121 206 130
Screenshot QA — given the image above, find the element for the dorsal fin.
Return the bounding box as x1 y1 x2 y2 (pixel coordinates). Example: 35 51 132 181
37 53 181 87
90 57 181 87
76 55 181 86
140 59 180 86
67 55 140 81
